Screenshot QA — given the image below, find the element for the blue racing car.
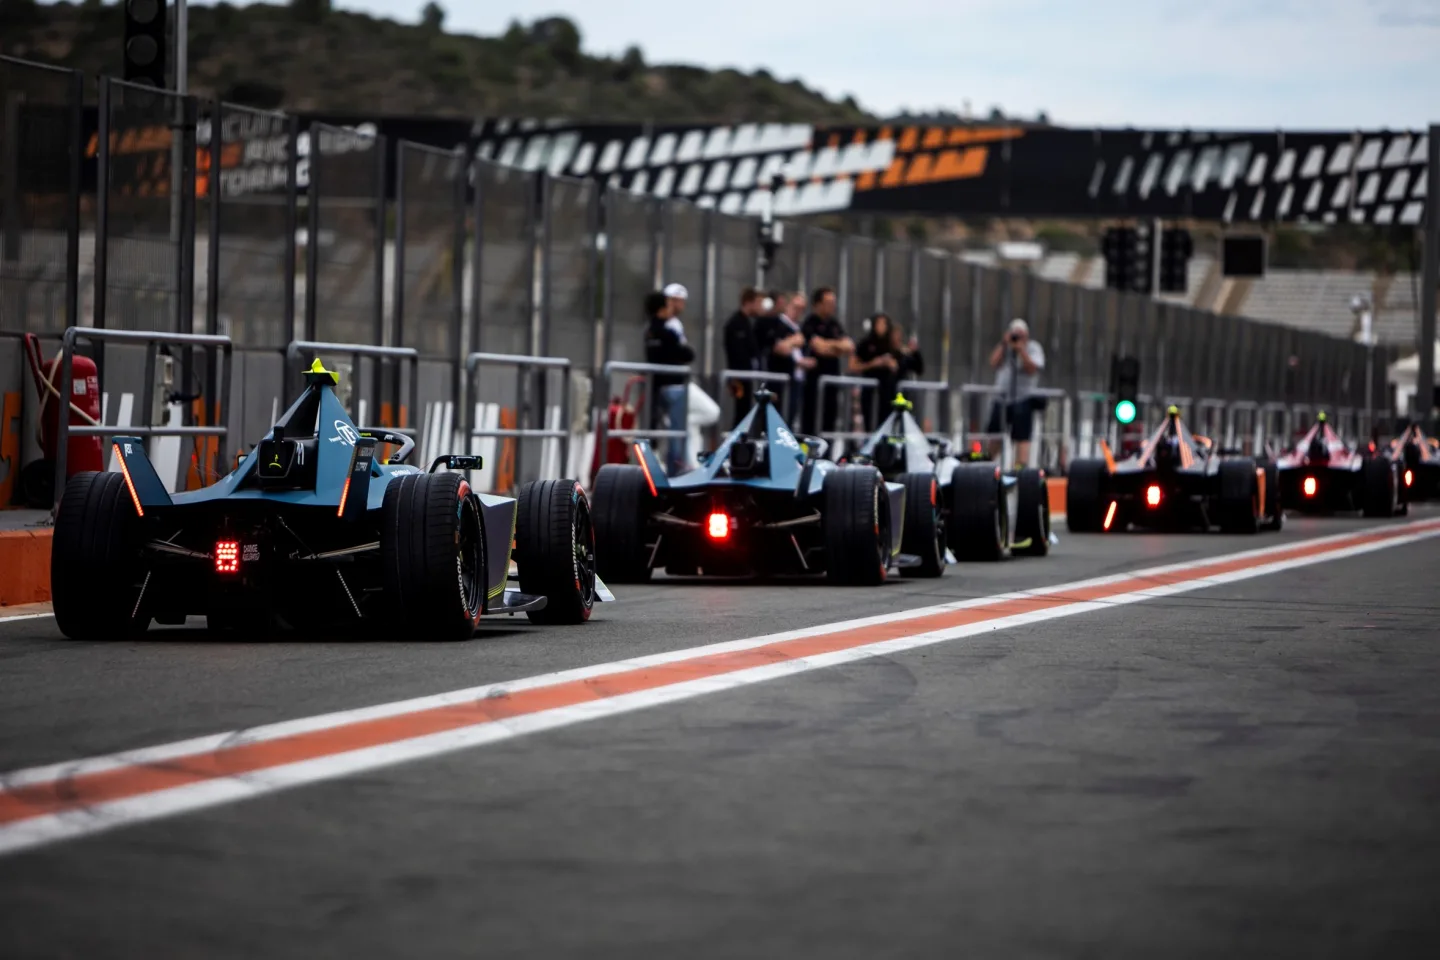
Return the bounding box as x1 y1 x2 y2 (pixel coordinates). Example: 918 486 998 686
50 360 606 640
590 388 907 584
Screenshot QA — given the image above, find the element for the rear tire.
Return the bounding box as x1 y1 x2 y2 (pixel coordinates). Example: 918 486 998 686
948 462 1008 561
381 472 485 641
591 464 653 583
1066 458 1108 533
1256 457 1283 530
1361 457 1398 518
52 471 150 641
899 472 944 578
1014 467 1051 556
517 479 596 624
1217 459 1260 534
823 467 890 586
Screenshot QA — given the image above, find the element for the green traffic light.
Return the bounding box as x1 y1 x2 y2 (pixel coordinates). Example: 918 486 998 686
1114 399 1137 424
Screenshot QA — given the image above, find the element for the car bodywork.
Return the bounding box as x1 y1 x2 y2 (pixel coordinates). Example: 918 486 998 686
1386 423 1440 499
1277 413 1404 513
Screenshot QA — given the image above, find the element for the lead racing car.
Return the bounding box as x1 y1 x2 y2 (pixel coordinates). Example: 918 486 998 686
841 393 1051 568
1067 405 1283 534
50 360 607 640
590 388 906 584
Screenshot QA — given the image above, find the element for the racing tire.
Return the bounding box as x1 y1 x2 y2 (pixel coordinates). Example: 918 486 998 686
1066 458 1108 533
52 471 151 641
898 472 945 578
823 466 890 586
1361 456 1398 518
591 464 653 583
517 479 597 625
1014 468 1051 556
1217 458 1261 534
948 462 1009 562
1256 457 1284 531
381 472 485 642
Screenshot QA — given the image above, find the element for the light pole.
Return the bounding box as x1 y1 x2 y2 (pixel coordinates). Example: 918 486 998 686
1351 292 1374 439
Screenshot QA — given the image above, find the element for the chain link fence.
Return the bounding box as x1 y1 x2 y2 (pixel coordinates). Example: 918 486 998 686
304 121 383 346
396 140 463 360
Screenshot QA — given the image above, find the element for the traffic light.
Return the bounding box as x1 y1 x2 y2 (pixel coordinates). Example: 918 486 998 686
123 0 168 88
1159 228 1193 293
1101 225 1154 294
1112 355 1140 424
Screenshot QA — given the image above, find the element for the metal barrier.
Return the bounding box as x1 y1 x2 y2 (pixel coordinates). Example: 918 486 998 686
954 381 1069 469
717 368 790 427
284 340 419 432
596 360 692 459
465 351 572 483
815 373 882 451
53 327 234 508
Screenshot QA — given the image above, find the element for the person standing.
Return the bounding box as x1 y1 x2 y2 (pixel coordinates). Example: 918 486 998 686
663 282 688 322
801 287 854 436
722 286 763 427
756 290 813 426
644 289 695 475
850 313 901 426
986 317 1045 466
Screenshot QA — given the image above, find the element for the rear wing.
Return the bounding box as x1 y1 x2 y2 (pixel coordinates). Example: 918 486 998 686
111 437 175 511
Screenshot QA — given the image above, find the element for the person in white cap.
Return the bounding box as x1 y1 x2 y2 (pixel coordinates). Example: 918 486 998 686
663 282 688 320
986 317 1045 465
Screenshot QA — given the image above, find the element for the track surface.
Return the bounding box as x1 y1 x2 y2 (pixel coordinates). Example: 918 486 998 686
3 511 1440 957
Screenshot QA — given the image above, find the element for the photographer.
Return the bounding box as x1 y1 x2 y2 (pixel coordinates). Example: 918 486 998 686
986 318 1045 466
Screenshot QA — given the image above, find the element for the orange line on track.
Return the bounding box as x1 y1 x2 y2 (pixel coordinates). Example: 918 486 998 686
2 522 1436 828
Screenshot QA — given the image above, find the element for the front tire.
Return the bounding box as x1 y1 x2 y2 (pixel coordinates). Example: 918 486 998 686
1014 467 1051 556
899 472 945 578
517 479 596 625
824 466 890 586
52 471 150 641
948 462 1009 561
381 472 485 641
591 464 653 583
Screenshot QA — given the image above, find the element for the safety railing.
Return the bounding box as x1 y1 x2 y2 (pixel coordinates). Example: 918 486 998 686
815 373 882 452
284 340 419 434
465 351 573 483
53 327 234 509
952 381 1069 469
716 368 791 427
596 361 693 464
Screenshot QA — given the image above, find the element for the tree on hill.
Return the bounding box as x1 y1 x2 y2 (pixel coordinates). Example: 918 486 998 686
290 0 331 25
421 2 444 31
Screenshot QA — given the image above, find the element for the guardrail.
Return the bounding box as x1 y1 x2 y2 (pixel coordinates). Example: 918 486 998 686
596 361 692 463
465 351 573 481
284 340 419 434
54 327 234 510
814 373 882 449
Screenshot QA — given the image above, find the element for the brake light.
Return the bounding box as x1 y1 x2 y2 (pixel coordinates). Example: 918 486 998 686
970 441 982 454
1145 485 1162 507
1405 469 1414 488
1103 501 1117 531
706 512 730 539
214 540 240 574
1302 476 1317 497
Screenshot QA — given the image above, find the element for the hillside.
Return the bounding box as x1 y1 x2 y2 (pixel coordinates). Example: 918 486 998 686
2 1 876 122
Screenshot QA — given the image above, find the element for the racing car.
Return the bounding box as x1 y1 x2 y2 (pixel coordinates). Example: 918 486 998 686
1276 411 1404 515
50 359 606 641
590 388 905 584
1386 423 1440 500
842 393 1051 566
1066 405 1283 534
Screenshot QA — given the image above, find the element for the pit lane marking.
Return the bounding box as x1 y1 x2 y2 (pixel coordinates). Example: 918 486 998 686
1 518 1438 857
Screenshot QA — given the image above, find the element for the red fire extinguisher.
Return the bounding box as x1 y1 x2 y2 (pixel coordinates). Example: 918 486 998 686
20 333 105 506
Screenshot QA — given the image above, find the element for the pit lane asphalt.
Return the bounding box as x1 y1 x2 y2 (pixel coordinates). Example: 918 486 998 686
3 510 1440 957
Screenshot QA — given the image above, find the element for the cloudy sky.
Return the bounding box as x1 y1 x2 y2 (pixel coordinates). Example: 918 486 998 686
307 1 1436 127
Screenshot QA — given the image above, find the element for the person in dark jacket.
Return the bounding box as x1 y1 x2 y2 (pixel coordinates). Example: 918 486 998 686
851 314 925 423
722 286 764 427
800 287 854 436
755 290 812 425
643 290 695 474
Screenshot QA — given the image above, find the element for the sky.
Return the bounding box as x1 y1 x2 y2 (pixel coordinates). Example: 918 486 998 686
262 0 1439 128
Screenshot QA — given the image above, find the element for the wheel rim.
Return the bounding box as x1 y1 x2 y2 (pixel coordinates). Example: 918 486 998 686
573 497 597 604
458 498 483 618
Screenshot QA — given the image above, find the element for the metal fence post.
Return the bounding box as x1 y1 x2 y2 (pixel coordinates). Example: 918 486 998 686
373 132 386 349
64 67 82 333
283 114 298 343
178 95 197 334
205 99 221 337
450 143 467 434
304 121 319 344
94 77 110 330
393 142 407 351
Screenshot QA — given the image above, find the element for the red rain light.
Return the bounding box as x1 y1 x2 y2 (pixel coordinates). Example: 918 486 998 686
1405 469 1414 488
214 540 240 574
1102 501 1118 531
1302 476 1318 497
1145 485 1162 507
706 512 730 539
